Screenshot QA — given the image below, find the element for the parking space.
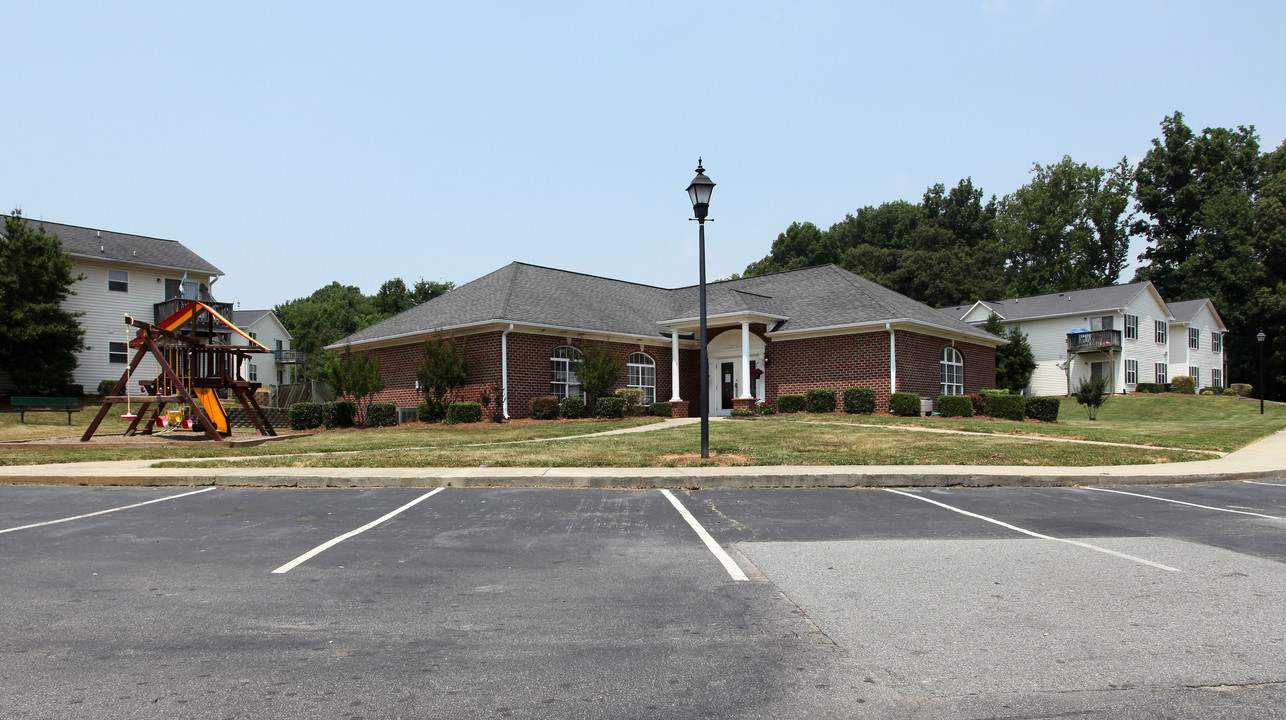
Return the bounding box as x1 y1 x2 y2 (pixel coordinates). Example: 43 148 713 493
2 479 1285 719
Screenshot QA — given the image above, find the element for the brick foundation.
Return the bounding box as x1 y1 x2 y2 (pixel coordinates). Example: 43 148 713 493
731 397 757 413
669 400 690 418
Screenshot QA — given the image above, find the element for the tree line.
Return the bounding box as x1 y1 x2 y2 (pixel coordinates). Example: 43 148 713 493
740 112 1286 401
273 277 454 381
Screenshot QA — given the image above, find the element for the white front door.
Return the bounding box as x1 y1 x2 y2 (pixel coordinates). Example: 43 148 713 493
707 357 763 415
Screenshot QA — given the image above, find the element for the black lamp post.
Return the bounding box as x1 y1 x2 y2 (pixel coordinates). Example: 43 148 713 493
687 159 715 459
1258 329 1267 415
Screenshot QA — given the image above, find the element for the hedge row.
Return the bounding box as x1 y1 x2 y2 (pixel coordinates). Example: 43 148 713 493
937 395 973 418
843 388 876 414
445 402 483 424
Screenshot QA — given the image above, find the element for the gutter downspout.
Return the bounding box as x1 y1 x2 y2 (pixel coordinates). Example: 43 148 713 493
887 323 897 394
501 324 513 419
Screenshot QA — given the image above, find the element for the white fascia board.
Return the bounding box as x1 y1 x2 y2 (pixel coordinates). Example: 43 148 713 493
69 254 223 277
326 320 676 352
1138 282 1178 321
960 301 1002 322
767 319 1007 347
657 311 791 330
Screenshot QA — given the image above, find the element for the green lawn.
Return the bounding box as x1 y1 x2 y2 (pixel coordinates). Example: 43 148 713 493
161 420 1210 469
2 393 1280 469
781 394 1286 453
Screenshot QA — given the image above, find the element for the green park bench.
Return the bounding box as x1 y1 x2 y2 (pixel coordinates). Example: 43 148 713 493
10 396 81 424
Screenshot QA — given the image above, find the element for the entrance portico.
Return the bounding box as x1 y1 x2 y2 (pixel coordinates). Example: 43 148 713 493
662 311 783 417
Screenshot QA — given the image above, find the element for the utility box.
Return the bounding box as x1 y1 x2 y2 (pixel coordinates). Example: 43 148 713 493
920 397 934 417
396 407 418 425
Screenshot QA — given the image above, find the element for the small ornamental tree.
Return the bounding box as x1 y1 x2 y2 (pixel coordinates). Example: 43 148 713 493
569 342 624 413
328 346 385 425
983 312 1036 393
1072 376 1110 420
416 334 468 422
0 211 87 393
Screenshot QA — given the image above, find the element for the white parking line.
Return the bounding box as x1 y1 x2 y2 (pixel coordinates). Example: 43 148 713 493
1086 486 1283 520
1244 481 1286 488
886 489 1180 572
0 487 218 535
271 489 444 574
660 489 749 581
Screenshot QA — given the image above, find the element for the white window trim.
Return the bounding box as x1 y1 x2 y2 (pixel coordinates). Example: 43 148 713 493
108 341 128 364
550 346 585 400
940 347 964 396
1155 362 1168 384
108 269 129 293
626 352 656 406
1212 332 1222 353
1124 314 1138 340
1188 328 1200 350
1155 320 1167 344
1125 359 1138 386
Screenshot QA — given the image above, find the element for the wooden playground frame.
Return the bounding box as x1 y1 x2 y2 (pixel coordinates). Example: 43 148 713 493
82 302 277 442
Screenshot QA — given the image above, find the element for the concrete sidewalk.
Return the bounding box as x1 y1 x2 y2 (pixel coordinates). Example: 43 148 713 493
1 425 1283 490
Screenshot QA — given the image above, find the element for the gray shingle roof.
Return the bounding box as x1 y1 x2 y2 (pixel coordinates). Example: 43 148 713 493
946 282 1159 322
232 310 273 327
333 262 1002 348
1167 299 1213 324
19 218 222 275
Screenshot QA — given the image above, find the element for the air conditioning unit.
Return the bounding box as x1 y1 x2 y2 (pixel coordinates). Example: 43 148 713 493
396 407 418 425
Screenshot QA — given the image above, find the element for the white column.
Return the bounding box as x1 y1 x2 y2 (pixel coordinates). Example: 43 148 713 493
887 324 898 393
739 322 753 399
670 328 682 401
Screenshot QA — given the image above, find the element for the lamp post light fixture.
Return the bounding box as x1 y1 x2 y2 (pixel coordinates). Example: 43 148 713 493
687 158 715 458
1258 329 1267 415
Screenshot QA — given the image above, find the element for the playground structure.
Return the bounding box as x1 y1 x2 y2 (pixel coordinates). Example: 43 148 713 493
82 300 278 442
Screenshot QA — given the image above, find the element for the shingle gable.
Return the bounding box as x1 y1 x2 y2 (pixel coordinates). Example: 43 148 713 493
25 218 222 275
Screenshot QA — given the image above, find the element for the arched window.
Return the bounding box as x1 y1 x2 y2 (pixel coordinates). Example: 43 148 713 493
940 347 964 396
550 346 584 400
626 352 656 405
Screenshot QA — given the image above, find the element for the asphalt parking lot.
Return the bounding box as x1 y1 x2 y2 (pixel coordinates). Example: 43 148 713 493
2 481 1285 719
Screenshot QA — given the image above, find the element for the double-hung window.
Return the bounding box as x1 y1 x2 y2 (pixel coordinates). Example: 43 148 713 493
1189 328 1199 350
108 269 128 292
1212 368 1223 388
1155 363 1168 384
1189 366 1199 384
1124 314 1138 340
1212 332 1222 353
109 341 128 364
1125 359 1138 386
1155 320 1167 344
940 348 964 396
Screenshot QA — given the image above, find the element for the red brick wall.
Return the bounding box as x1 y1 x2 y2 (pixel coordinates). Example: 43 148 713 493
765 332 893 409
894 331 996 405
354 326 995 416
359 331 674 418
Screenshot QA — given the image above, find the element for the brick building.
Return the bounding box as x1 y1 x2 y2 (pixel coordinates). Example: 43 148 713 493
329 262 1003 418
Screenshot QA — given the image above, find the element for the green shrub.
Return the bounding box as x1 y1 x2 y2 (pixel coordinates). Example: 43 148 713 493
969 394 984 414
1200 386 1225 396
805 388 837 413
1230 383 1253 398
730 408 754 417
649 401 672 417
1171 375 1196 394
888 392 922 417
614 387 644 407
289 402 323 430
560 395 585 418
842 387 876 414
982 393 1025 421
756 401 776 415
366 402 397 427
321 400 355 429
97 379 117 396
1133 383 1160 394
531 395 561 420
1073 376 1110 420
937 395 974 418
777 394 806 413
594 396 626 419
1024 396 1060 423
445 402 483 424
417 399 447 423
979 388 1011 396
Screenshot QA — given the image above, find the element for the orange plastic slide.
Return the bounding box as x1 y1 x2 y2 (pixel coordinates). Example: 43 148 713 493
194 387 229 434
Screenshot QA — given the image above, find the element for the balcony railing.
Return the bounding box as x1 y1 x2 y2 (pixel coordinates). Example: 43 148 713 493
274 349 307 364
153 298 235 329
1067 329 1122 354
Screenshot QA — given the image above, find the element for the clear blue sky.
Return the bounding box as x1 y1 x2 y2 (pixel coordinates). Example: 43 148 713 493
4 1 1283 312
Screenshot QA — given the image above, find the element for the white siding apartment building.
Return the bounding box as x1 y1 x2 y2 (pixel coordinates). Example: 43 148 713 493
231 310 304 389
942 282 1227 396
26 219 223 393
